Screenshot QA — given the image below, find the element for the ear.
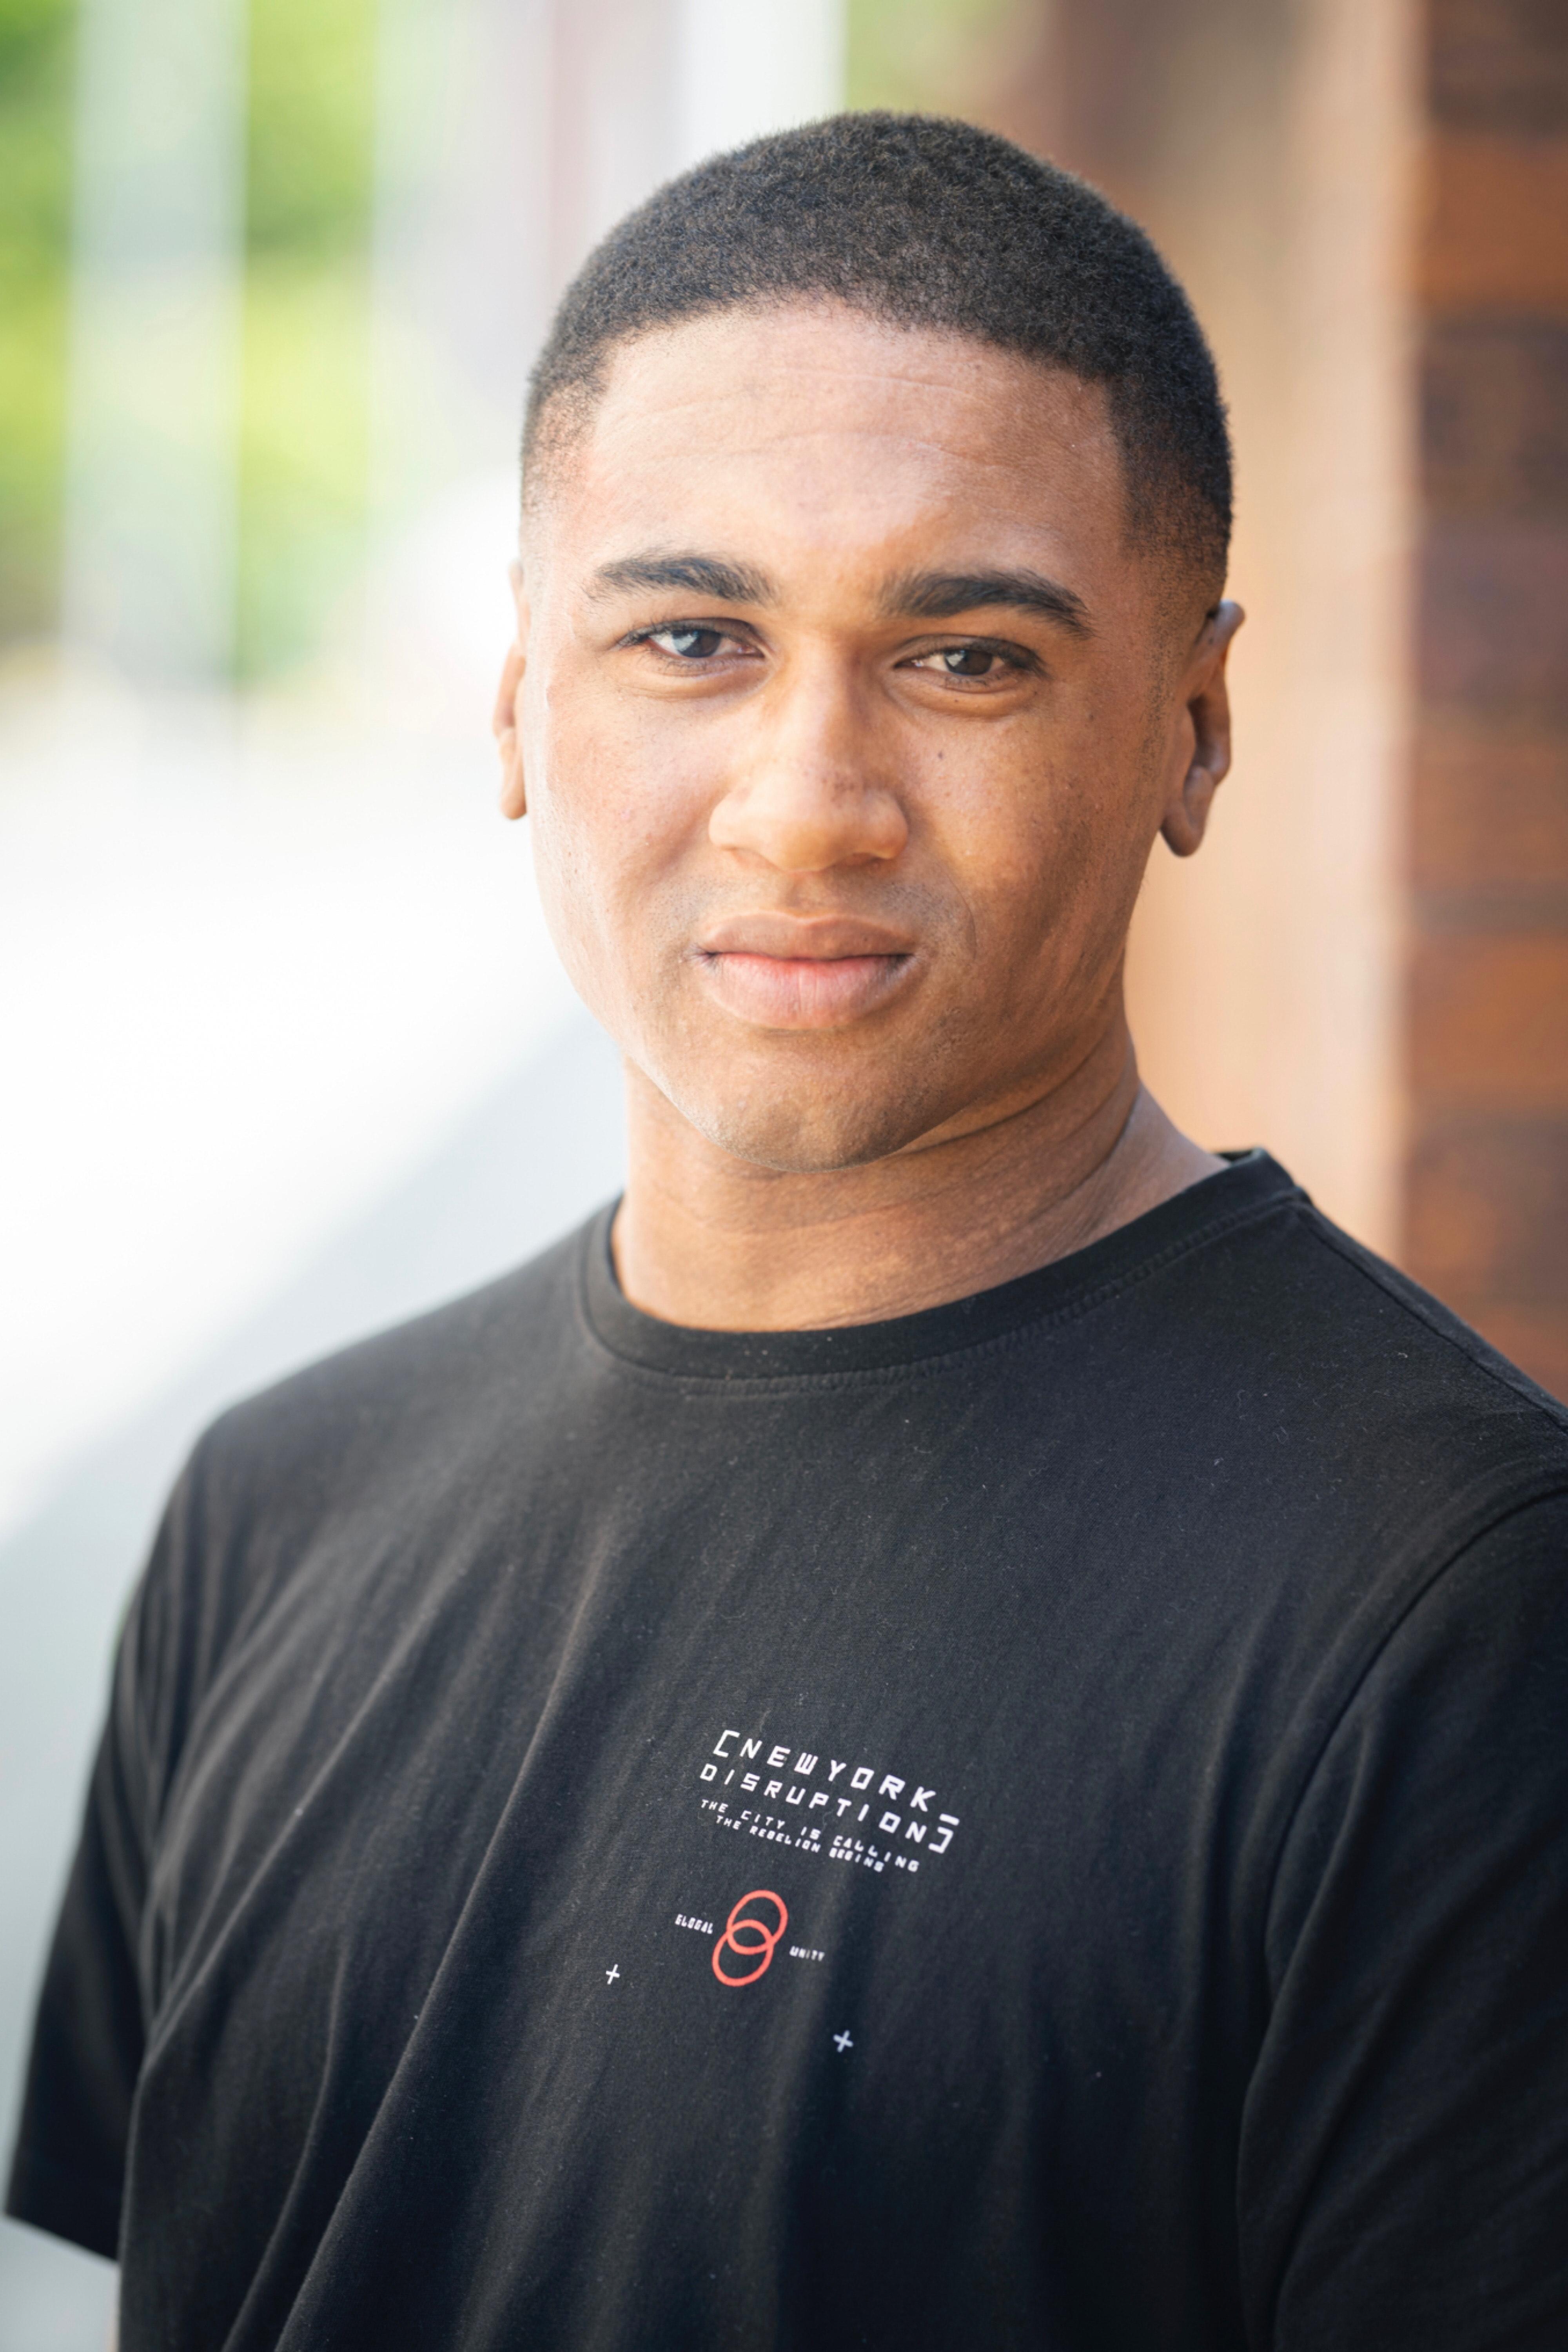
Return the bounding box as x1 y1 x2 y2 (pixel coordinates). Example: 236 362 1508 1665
492 560 530 822
1160 599 1245 858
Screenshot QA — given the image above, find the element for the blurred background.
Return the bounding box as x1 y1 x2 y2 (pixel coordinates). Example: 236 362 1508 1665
1 0 1564 2338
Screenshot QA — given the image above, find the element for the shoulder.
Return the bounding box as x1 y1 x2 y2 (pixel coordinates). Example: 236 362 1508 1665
1039 1159 1568 1713
1287 1194 1562 1423
119 1217 602 1762
1137 1170 1568 1739
1145 1161 1568 1513
166 1213 599 1583
1302 1194 1566 1471
20 1231 606 2095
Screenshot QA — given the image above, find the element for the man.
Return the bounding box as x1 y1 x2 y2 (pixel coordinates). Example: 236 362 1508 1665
8 114 1567 2350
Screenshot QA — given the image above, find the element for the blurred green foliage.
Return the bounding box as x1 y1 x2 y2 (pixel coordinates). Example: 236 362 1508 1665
0 0 376 676
847 0 1020 113
238 0 376 679
0 0 73 647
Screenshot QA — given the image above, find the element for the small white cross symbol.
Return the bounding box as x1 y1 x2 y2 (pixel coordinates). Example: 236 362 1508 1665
833 2029 853 2053
605 1965 620 1984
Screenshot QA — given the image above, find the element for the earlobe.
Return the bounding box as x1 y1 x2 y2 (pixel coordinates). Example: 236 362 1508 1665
493 637 528 821
498 737 527 822
1161 758 1218 858
1161 597 1243 858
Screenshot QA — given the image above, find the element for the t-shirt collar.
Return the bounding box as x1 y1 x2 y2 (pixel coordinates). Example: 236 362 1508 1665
581 1150 1299 1383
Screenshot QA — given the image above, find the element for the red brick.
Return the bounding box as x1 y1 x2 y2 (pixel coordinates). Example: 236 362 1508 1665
1421 133 1568 314
1429 0 1568 136
1410 932 1568 1109
1422 322 1568 516
1406 1118 1568 1298
1419 519 1568 718
1412 715 1568 889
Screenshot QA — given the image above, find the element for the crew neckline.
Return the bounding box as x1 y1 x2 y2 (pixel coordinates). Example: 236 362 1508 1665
580 1150 1300 1384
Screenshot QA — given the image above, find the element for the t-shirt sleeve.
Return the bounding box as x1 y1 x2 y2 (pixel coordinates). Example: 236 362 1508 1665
4 1451 203 2261
1241 1488 1568 2350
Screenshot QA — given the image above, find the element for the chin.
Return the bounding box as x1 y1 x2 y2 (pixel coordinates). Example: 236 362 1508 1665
675 1076 944 1176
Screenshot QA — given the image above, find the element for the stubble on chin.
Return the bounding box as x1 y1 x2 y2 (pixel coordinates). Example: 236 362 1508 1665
630 995 986 1180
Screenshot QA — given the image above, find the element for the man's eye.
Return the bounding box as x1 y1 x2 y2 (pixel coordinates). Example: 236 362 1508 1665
911 644 1011 679
646 626 737 660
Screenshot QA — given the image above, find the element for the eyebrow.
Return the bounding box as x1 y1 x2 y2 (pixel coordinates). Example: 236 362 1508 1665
588 552 777 604
879 568 1092 635
588 551 1092 637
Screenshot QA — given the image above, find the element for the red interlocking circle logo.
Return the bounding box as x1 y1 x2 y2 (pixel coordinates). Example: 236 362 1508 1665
712 1889 789 1987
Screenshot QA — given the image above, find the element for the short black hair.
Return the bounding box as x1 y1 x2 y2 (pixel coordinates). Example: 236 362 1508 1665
524 112 1231 593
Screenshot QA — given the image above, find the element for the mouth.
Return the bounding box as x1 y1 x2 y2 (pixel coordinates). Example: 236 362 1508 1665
691 915 918 1031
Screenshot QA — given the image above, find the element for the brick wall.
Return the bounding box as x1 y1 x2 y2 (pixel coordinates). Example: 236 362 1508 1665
957 0 1568 1391
1404 0 1568 1396
983 0 1412 1254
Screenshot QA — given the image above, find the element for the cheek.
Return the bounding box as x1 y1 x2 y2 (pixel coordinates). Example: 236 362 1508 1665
921 726 1146 991
520 684 624 993
924 737 1091 915
522 673 709 994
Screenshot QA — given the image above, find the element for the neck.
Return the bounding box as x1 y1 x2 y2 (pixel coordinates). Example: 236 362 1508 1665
611 1012 1223 1332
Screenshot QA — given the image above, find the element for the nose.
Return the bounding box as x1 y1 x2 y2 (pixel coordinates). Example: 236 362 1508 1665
707 656 908 874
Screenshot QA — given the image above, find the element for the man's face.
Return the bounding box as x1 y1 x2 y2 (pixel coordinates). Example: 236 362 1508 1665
503 303 1231 1173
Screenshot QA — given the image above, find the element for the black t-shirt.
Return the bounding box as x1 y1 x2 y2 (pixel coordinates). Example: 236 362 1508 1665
9 1153 1568 2350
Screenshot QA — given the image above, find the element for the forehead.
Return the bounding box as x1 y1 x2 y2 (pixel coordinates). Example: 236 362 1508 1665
535 304 1127 585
